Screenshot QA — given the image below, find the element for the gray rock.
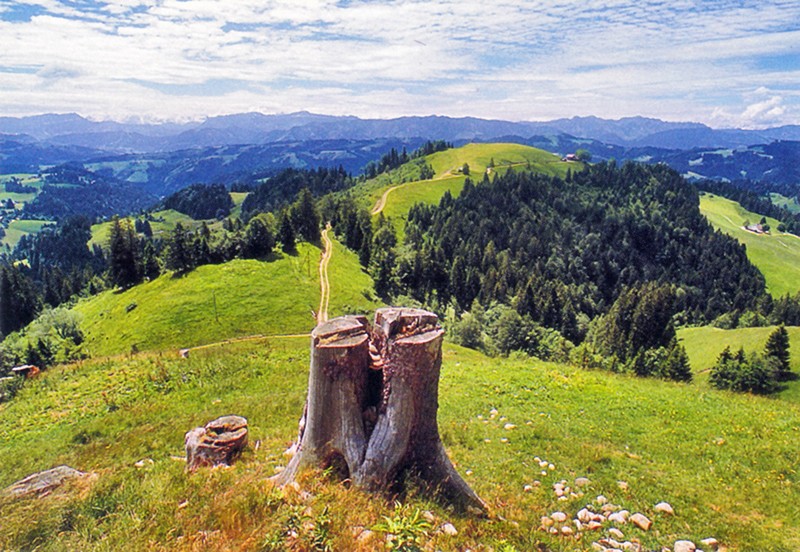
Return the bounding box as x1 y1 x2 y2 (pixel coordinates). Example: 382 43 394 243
3 465 87 498
608 527 625 540
654 501 675 515
630 513 652 531
673 540 696 552
441 522 458 536
185 415 248 471
700 537 719 550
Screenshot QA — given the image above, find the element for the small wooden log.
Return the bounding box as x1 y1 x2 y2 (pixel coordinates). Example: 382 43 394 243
185 415 248 471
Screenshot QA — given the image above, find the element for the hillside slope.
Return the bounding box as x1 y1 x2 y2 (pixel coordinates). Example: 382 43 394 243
365 143 578 235
678 325 800 402
1 340 799 550
74 238 378 356
699 193 800 297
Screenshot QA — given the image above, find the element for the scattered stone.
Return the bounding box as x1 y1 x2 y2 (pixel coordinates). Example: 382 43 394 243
422 510 435 523
500 438 509 443
3 465 88 498
533 480 541 486
489 408 499 418
465 469 474 475
523 484 533 492
441 523 458 536
573 519 583 531
608 527 625 540
575 477 591 487
617 480 629 490
602 503 620 514
700 537 719 550
577 508 593 523
549 527 559 535
539 460 549 468
673 540 696 552
623 542 642 552
630 513 652 531
654 501 674 515
548 463 556 470
541 516 554 529
561 526 574 536
587 521 603 531
551 511 568 523
504 423 516 430
608 512 628 524
185 415 248 471
591 543 605 552
600 537 623 549
596 495 609 505
134 458 154 468
357 529 375 544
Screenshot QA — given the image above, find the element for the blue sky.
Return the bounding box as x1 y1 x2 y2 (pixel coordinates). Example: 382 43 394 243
1 0 799 127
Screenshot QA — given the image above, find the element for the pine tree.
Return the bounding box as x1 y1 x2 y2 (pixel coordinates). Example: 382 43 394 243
278 211 296 253
108 217 142 288
243 216 275 258
764 325 792 381
291 188 321 244
166 222 194 273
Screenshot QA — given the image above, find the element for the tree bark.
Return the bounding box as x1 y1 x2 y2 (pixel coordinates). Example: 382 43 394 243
274 308 485 514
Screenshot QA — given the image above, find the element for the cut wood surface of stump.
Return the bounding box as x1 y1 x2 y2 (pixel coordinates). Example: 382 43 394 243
275 307 486 514
185 415 248 471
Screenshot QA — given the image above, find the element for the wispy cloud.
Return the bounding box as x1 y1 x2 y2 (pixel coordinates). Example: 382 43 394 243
0 0 798 126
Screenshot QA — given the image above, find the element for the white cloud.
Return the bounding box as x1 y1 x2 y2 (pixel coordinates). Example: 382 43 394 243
0 0 799 125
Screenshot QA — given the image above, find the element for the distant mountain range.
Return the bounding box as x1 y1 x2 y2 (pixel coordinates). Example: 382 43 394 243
1 112 799 201
3 112 800 154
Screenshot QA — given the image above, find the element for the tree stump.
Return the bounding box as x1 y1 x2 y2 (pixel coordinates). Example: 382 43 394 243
274 308 485 513
185 415 248 471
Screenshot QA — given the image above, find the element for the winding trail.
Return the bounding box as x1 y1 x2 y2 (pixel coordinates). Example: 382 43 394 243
317 223 333 324
370 173 458 216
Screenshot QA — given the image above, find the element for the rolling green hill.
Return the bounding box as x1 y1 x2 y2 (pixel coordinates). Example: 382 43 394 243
366 143 578 235
699 193 800 297
74 238 378 357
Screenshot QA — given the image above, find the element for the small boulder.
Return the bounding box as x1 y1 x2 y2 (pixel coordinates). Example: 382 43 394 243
654 501 674 515
629 513 652 531
551 511 568 523
441 523 458 536
3 465 88 498
608 527 625 540
561 525 574 536
185 415 248 471
608 511 629 524
577 508 593 523
700 537 719 550
673 540 696 552
587 521 603 531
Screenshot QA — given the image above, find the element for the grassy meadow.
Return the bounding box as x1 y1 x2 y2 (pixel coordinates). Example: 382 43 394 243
2 338 799 550
699 193 800 297
75 237 377 357
678 325 800 402
1 219 55 251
